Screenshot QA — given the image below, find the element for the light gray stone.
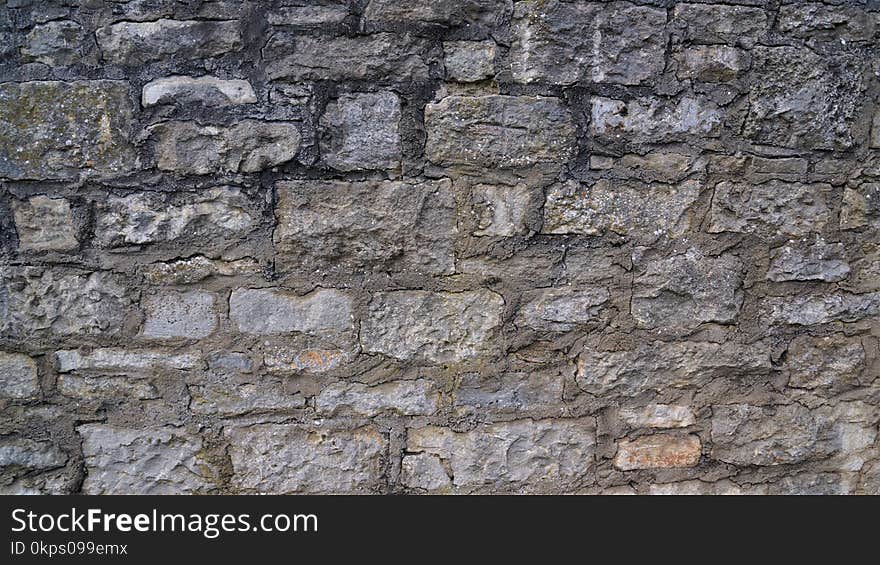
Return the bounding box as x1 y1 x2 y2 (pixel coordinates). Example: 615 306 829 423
267 4 349 25
263 347 350 375
673 3 768 47
142 256 260 285
319 92 401 171
444 41 496 82
675 45 749 82
141 76 256 107
315 379 440 417
767 240 849 282
401 453 451 491
619 405 696 429
786 335 865 390
142 291 217 339
21 20 85 66
472 183 536 237
189 378 305 417
0 352 40 399
779 4 876 43
591 96 722 144
58 375 159 401
453 372 565 416
0 438 66 471
55 349 201 373
840 183 880 230
229 288 353 337
514 287 610 332
97 19 242 64
12 196 78 252
763 292 880 326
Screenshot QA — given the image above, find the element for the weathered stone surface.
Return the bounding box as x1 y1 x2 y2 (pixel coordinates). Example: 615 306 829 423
577 341 771 397
401 453 451 491
364 0 510 28
0 269 129 338
361 290 504 364
0 81 136 180
0 438 66 471
510 1 666 85
515 287 610 332
141 76 256 107
673 3 768 47
619 405 696 429
79 425 216 494
591 96 722 144
274 179 455 276
0 352 40 399
648 479 745 495
319 92 401 171
152 121 300 174
786 335 865 390
632 249 743 330
58 374 159 401
189 378 305 417
614 434 701 470
96 19 241 64
407 419 596 492
263 347 349 375
267 4 349 25
675 45 749 82
226 424 386 494
265 33 433 82
453 372 564 415
56 349 200 373
95 187 256 248
229 288 353 337
840 183 880 230
315 379 439 417
142 256 260 285
21 20 85 66
744 47 865 150
12 196 77 252
767 240 849 282
543 179 700 242
444 41 496 82
142 291 216 339
708 181 833 238
779 4 876 43
763 292 880 326
710 404 828 466
472 182 536 237
425 95 576 168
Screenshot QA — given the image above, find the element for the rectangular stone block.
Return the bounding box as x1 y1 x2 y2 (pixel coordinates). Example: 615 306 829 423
762 292 880 326
364 0 510 28
591 95 722 144
767 240 849 282
315 379 440 417
319 92 401 172
142 291 217 340
453 372 565 416
673 3 768 47
274 179 455 276
514 287 610 332
0 352 40 399
229 288 353 337
619 405 696 429
785 334 866 391
12 196 78 252
141 76 256 107
614 434 701 470
96 19 241 65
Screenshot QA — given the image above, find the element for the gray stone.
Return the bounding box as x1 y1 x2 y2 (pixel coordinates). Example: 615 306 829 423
514 287 610 332
189 377 305 417
95 187 257 248
444 41 495 82
265 33 433 82
619 405 696 429
401 453 451 491
543 179 700 242
142 291 217 339
361 290 504 364
708 181 833 239
12 196 78 252
614 434 701 470
0 81 136 180
267 4 349 25
763 292 880 326
58 375 159 401
0 268 130 338
142 256 260 285
79 424 217 494
591 96 722 144
649 479 746 495
21 20 85 66
319 92 401 172
632 248 743 330
0 438 66 471
141 76 257 107
425 95 576 168
96 19 241 64
407 419 596 492
0 352 40 399
262 347 350 375
778 4 876 43
274 179 455 276
767 240 850 282
55 349 201 373
152 121 300 174
510 1 666 86
226 424 386 494
615 152 701 183
576 341 771 397
673 3 768 47
472 183 536 237
840 183 880 230
364 0 510 28
229 288 353 337
786 335 865 390
453 372 565 416
675 45 749 82
315 379 440 417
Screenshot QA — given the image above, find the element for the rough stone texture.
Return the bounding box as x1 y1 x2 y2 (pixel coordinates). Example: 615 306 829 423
4 2 880 496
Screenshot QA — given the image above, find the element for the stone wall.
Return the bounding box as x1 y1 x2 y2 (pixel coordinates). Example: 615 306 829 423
1 0 879 495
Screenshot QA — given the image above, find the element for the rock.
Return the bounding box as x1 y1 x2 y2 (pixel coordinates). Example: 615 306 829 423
95 187 257 248
673 3 768 47
319 92 401 172
0 352 40 399
142 256 260 285
425 95 576 168
0 268 130 338
229 288 353 337
274 179 455 276
648 479 744 495
142 291 217 339
152 121 300 174
472 182 537 237
576 341 771 397
406 419 596 492
762 292 880 326
591 96 722 144
778 4 876 43
58 375 159 401
363 0 510 29
767 240 849 282
267 4 349 25
708 181 833 239
510 0 666 85
615 152 700 183
444 40 495 82
361 290 504 364
0 81 136 180
631 248 743 330
226 424 386 494
96 19 241 64
786 335 865 390
141 76 256 107
542 179 700 242
189 377 305 417
710 404 828 466
614 434 701 470
619 405 696 429
12 196 78 252
514 287 610 332
21 20 85 66
400 453 451 491
79 424 217 494
675 45 749 82
744 47 866 150
840 183 880 230
0 438 66 471
265 33 433 82
263 347 349 375
453 372 565 416
315 379 440 417
55 349 201 373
